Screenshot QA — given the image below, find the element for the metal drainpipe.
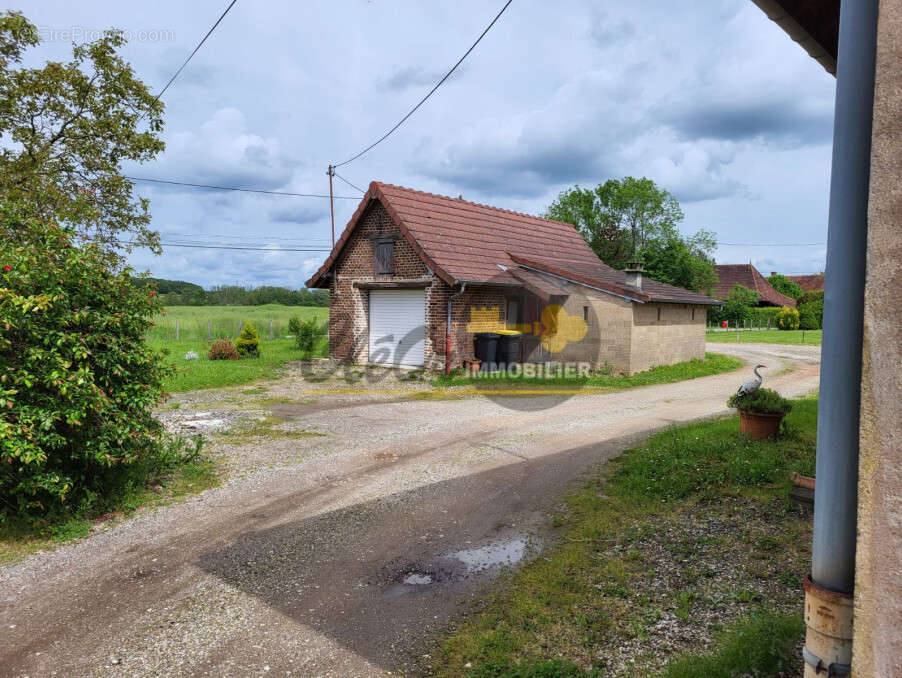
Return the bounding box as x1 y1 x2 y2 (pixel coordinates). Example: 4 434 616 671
446 282 467 375
804 0 878 676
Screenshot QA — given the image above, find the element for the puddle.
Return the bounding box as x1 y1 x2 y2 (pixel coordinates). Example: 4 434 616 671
450 537 527 574
402 573 433 585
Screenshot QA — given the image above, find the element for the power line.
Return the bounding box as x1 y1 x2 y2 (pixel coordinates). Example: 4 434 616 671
151 0 239 106
333 172 366 194
719 242 826 247
127 241 331 252
126 175 361 199
332 0 514 168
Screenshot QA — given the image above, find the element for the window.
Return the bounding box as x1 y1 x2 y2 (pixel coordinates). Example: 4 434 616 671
583 305 589 322
374 240 394 275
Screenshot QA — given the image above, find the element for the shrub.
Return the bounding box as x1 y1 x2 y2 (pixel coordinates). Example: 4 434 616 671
775 306 800 330
208 339 239 360
721 284 759 325
766 273 804 300
798 291 824 330
234 321 260 357
290 316 322 354
1 207 173 520
728 388 793 415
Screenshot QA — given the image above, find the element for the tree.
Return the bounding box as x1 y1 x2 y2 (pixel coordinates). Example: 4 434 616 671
1 205 172 519
545 177 717 292
235 321 260 357
767 274 804 300
722 284 760 325
0 11 165 256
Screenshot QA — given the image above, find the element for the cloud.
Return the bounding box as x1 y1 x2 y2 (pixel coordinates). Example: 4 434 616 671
379 65 451 91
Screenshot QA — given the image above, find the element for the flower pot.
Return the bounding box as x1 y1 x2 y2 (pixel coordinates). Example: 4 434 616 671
462 358 482 375
738 409 786 440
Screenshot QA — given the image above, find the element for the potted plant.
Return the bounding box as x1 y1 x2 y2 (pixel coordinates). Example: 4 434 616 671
462 356 482 374
727 388 793 440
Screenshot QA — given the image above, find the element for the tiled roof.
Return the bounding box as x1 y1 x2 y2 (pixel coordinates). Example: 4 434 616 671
307 182 719 305
787 274 825 292
713 264 798 307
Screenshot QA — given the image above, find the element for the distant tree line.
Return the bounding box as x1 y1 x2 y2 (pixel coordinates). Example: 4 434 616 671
133 278 329 306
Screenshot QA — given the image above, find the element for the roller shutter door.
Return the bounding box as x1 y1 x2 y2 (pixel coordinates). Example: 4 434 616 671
368 289 426 366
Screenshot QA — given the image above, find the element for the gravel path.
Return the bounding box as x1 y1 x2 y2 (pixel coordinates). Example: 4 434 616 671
0 344 819 678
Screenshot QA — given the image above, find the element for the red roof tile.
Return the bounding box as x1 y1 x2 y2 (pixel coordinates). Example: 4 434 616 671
307 182 718 305
786 274 825 292
713 264 798 307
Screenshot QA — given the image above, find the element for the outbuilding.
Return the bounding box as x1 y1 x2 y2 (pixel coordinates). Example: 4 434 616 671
306 182 719 374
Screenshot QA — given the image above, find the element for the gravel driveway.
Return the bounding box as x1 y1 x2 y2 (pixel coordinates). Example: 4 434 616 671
0 344 820 678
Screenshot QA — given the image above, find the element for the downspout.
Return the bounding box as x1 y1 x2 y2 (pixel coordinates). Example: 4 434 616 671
804 1 878 676
445 282 467 375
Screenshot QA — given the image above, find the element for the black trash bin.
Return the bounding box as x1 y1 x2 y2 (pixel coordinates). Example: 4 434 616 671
474 332 500 369
496 330 522 369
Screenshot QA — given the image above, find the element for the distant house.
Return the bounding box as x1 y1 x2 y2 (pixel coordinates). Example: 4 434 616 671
786 273 825 292
306 182 718 374
712 263 798 307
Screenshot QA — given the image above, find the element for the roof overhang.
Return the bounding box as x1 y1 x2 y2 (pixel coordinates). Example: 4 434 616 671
750 0 839 75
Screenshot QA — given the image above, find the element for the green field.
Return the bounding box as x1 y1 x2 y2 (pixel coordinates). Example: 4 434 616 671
147 304 328 342
706 329 822 345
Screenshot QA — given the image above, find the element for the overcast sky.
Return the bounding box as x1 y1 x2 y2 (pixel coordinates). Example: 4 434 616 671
24 0 836 289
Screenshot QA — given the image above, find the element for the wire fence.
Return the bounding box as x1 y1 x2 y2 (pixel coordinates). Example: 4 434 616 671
146 311 329 343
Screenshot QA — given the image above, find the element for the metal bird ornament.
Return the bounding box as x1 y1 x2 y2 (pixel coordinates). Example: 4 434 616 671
737 364 767 397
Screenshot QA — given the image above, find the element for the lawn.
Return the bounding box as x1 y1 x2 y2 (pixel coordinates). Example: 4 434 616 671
430 398 818 677
706 329 822 345
153 336 329 392
432 353 743 392
147 304 328 342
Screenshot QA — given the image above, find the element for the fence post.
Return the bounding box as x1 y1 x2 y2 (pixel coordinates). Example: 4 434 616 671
175 319 179 342
207 320 211 341
269 318 274 340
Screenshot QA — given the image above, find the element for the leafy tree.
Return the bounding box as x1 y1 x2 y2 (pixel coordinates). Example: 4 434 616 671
545 177 717 292
0 205 172 519
290 316 323 355
722 285 760 325
235 321 260 357
766 274 804 300
0 11 164 256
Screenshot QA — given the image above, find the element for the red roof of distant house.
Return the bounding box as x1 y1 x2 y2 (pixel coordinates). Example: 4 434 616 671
787 273 825 292
713 264 798 307
307 182 718 305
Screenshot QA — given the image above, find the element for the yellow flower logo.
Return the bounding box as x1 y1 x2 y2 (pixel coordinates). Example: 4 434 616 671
540 305 587 352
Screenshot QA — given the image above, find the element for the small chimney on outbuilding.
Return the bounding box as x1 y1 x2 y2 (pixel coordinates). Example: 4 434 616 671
624 261 644 290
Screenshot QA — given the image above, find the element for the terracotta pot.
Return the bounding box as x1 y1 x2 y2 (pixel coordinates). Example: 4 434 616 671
462 358 482 375
738 409 786 440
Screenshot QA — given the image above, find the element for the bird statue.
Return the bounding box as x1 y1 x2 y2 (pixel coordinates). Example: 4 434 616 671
737 364 767 397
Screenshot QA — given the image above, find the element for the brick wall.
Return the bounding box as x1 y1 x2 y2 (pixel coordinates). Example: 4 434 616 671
430 284 509 370
328 201 429 363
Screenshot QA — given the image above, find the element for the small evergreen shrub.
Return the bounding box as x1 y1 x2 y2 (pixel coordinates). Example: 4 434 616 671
290 316 322 354
775 306 800 330
728 388 793 415
208 339 239 360
235 321 260 357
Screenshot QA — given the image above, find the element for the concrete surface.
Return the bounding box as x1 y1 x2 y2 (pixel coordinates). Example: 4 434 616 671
0 343 819 678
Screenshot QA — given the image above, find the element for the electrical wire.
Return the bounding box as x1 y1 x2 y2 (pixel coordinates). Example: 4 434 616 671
126 241 331 252
719 242 826 247
332 0 514 168
333 172 366 194
151 0 240 106
126 175 361 199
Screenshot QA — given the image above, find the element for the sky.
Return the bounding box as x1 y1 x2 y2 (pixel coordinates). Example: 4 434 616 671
22 0 836 289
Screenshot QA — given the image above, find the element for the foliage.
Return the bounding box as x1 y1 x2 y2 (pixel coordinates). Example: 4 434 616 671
796 291 824 330
766 274 804 301
0 206 173 520
208 339 239 361
467 660 589 678
797 290 824 306
775 306 800 331
143 279 330 307
0 11 165 256
146 304 328 343
290 316 323 354
235 321 260 357
714 284 760 325
662 611 804 678
728 388 794 416
430 399 818 677
706 329 822 346
544 177 717 292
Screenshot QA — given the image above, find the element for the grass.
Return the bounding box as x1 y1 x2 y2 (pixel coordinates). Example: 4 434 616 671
147 304 328 342
0 438 218 565
430 397 818 677
706 329 822 345
431 353 743 391
153 336 328 392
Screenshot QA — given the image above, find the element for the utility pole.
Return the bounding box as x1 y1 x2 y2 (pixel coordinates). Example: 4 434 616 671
327 164 335 247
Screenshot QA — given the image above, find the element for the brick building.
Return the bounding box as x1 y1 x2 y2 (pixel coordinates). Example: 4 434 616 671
306 182 719 374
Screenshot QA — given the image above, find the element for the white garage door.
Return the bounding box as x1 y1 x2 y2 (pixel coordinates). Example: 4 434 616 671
368 289 426 366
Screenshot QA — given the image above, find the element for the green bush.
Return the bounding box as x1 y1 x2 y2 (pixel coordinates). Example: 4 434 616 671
775 306 800 330
766 274 804 300
728 388 793 415
208 339 239 360
290 316 322 354
797 291 824 330
467 659 588 678
1 208 174 520
234 321 260 357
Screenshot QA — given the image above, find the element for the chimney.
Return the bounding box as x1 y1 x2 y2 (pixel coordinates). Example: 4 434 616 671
624 261 644 290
